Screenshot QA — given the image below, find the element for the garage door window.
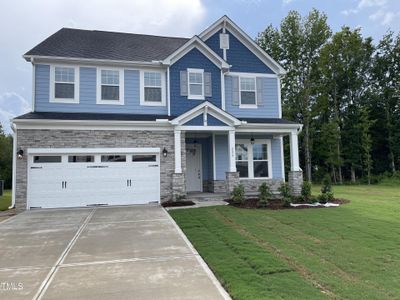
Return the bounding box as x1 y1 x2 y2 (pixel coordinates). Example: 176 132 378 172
101 155 126 162
68 155 95 163
132 155 157 162
33 156 62 163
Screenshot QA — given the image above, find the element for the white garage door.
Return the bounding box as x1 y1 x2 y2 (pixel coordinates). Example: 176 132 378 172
27 149 160 209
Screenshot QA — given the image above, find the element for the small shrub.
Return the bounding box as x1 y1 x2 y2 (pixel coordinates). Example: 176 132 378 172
301 181 312 202
175 193 186 201
231 184 245 204
257 182 271 208
321 174 332 194
279 182 292 207
319 175 334 203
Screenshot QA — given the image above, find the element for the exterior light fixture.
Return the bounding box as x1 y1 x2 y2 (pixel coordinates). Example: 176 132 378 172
17 149 24 159
162 148 168 157
250 137 255 144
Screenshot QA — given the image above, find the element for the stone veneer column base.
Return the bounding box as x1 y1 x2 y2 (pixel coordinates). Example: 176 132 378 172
288 171 303 196
225 172 240 196
172 173 186 200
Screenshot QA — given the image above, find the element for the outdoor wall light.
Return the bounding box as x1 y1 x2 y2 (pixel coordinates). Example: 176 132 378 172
17 149 24 159
250 137 255 144
162 148 168 157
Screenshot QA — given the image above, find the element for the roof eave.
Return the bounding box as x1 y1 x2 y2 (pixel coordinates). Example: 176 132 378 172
22 54 168 68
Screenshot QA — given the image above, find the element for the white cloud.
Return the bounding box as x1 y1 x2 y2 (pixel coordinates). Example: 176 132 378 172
358 0 387 9
282 0 293 5
342 0 387 15
0 92 31 133
369 9 397 25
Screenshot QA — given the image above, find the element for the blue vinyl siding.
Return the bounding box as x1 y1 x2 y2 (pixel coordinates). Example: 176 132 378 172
169 48 221 116
35 64 50 105
207 115 227 126
184 115 203 126
271 138 283 179
215 134 229 180
186 137 213 180
225 75 280 118
34 64 167 115
205 29 274 74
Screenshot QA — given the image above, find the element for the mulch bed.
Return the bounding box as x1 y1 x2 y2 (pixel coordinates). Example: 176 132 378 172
226 198 349 210
162 200 196 207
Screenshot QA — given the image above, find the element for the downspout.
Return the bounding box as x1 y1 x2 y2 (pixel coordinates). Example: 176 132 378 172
167 66 171 116
9 123 17 209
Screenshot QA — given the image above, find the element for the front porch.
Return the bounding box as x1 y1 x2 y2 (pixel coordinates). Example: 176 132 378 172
169 102 303 200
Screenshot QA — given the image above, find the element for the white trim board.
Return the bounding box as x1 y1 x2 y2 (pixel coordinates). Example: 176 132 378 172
27 147 160 155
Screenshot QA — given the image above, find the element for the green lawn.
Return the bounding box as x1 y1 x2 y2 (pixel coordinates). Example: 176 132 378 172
170 185 400 299
0 190 11 211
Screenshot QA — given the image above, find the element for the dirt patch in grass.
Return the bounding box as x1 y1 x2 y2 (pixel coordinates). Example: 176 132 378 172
162 200 196 207
226 198 349 209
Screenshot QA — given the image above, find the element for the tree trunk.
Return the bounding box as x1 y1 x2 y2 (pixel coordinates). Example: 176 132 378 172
367 169 371 185
304 122 312 182
332 168 337 184
385 99 396 173
337 141 343 184
351 166 356 183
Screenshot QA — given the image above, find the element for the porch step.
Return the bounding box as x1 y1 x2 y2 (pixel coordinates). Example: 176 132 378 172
186 192 228 202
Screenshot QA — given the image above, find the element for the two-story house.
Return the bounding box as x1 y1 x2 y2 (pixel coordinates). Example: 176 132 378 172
11 16 303 210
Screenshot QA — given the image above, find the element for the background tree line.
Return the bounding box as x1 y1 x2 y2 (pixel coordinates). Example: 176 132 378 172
257 8 400 184
0 124 12 189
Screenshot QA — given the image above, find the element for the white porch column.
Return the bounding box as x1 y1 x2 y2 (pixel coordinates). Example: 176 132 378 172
289 131 300 171
228 130 236 172
174 130 182 173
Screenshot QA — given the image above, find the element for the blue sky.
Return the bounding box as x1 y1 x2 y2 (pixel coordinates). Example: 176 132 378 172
0 0 399 133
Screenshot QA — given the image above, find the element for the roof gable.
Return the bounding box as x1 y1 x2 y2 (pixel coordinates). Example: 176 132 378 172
199 16 285 75
171 101 241 126
163 36 230 69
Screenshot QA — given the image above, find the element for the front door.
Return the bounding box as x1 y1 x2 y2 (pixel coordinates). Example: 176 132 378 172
186 144 202 192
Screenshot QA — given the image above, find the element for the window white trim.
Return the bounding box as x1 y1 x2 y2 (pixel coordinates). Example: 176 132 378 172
235 139 272 179
239 76 257 108
140 70 166 106
49 65 80 103
187 68 205 100
96 67 124 105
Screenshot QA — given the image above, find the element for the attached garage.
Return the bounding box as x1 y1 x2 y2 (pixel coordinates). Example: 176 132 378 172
27 148 160 209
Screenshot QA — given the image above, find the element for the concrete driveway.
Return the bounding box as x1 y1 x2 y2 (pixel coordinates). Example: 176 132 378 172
0 206 230 300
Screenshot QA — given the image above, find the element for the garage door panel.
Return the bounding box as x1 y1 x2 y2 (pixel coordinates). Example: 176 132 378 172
28 151 160 209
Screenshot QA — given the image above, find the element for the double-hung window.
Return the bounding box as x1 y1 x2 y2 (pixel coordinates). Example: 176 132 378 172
97 69 124 104
187 69 204 100
51 66 79 103
239 77 256 107
235 140 271 178
141 71 165 106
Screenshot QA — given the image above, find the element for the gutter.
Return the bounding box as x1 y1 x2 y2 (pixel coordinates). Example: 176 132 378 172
23 55 167 69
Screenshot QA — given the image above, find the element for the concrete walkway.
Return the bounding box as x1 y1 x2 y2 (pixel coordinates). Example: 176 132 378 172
0 205 230 300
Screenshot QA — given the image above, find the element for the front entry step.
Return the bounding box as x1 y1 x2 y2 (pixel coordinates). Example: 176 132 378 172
186 192 227 202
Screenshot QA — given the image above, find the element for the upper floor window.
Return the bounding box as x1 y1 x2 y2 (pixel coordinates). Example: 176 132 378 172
239 77 256 107
140 71 166 106
50 66 79 103
97 68 124 105
187 68 204 100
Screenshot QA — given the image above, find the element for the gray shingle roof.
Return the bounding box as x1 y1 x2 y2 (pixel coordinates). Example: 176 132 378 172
25 28 190 62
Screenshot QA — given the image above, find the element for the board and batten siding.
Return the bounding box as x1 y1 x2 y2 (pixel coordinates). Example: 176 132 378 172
214 134 229 180
224 75 280 118
205 29 274 74
271 138 284 179
169 48 221 116
34 64 167 115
